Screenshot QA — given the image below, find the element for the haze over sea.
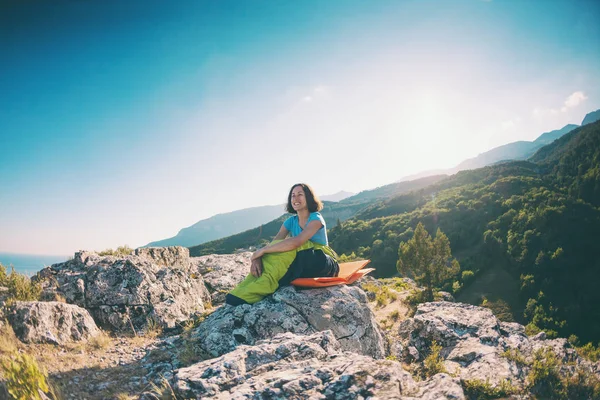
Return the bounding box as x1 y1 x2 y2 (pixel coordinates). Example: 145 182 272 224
0 253 69 276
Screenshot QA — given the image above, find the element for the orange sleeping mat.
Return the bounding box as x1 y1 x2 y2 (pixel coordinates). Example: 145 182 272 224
290 259 374 288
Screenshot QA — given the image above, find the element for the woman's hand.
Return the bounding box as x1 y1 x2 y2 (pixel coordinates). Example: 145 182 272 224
250 257 263 277
251 249 264 260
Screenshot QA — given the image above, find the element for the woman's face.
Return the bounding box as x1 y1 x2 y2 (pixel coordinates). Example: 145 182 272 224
290 185 308 212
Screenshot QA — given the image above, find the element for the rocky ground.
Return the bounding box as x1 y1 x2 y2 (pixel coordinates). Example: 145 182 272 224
1 247 599 399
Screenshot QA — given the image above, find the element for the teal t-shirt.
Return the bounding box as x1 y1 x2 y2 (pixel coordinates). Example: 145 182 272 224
283 212 328 245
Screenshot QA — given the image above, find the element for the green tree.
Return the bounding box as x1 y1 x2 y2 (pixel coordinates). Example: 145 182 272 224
397 222 460 301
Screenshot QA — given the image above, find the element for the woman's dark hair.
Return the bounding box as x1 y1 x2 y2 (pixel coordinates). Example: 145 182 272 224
285 183 323 214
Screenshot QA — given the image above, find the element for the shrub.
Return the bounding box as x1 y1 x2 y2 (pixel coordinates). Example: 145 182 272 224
576 342 600 363
525 322 542 337
0 324 19 355
563 368 600 400
149 377 178 400
338 252 360 262
0 353 50 400
380 277 411 291
452 280 462 294
462 378 519 399
145 316 163 339
0 262 8 285
389 310 400 321
480 297 514 322
98 245 134 256
4 266 42 306
87 330 111 351
461 270 475 284
527 348 564 399
501 348 529 367
422 341 446 379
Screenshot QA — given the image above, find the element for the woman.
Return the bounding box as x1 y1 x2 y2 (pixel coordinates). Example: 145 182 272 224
226 183 339 305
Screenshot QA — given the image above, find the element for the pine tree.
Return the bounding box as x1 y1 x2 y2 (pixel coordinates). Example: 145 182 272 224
397 222 460 301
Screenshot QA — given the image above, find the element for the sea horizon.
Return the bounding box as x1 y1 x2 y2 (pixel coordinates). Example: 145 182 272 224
0 252 70 276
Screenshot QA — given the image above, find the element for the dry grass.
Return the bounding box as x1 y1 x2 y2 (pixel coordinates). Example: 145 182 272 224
54 294 67 303
0 324 19 355
388 310 401 322
149 377 178 400
144 317 163 340
0 321 160 399
115 394 138 400
87 330 112 351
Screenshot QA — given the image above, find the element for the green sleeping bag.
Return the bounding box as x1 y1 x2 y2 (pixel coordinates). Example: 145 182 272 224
227 240 337 304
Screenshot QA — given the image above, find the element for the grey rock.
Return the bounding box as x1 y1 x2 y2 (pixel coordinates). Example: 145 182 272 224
436 291 455 302
189 285 387 360
190 252 252 305
398 302 501 351
8 301 100 345
531 331 547 341
170 331 464 399
36 247 211 333
395 301 597 390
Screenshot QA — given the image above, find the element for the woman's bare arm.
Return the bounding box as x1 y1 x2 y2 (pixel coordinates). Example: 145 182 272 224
273 225 289 241
251 220 322 260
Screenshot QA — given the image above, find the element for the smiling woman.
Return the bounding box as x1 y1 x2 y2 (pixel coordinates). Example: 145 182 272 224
225 183 339 305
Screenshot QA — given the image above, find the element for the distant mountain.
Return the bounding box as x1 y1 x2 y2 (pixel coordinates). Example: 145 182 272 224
454 124 579 171
146 191 354 248
340 175 447 204
145 204 286 248
533 124 580 146
320 190 354 202
581 109 600 126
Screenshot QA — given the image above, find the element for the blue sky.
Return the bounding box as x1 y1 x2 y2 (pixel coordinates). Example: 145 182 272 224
1 0 599 255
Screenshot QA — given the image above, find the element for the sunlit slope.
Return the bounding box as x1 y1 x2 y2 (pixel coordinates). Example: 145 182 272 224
329 121 600 343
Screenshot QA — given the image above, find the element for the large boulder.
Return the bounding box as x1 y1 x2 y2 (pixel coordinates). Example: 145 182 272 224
36 247 211 332
8 301 100 345
396 301 593 390
171 331 465 399
190 252 252 305
189 285 387 360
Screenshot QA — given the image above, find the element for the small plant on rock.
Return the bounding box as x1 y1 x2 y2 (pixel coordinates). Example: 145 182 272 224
501 348 529 367
87 330 111 351
145 316 163 339
576 342 600 363
98 245 134 257
388 309 400 322
421 341 446 379
527 347 564 399
462 378 519 399
149 376 179 400
1 352 51 400
4 266 42 306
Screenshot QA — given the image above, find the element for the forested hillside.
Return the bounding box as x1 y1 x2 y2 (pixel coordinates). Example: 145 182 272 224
189 121 600 343
329 121 600 343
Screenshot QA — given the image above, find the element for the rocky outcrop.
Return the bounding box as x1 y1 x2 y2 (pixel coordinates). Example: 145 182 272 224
8 301 100 345
170 331 465 399
188 285 387 360
190 252 252 305
36 247 211 332
397 301 595 390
